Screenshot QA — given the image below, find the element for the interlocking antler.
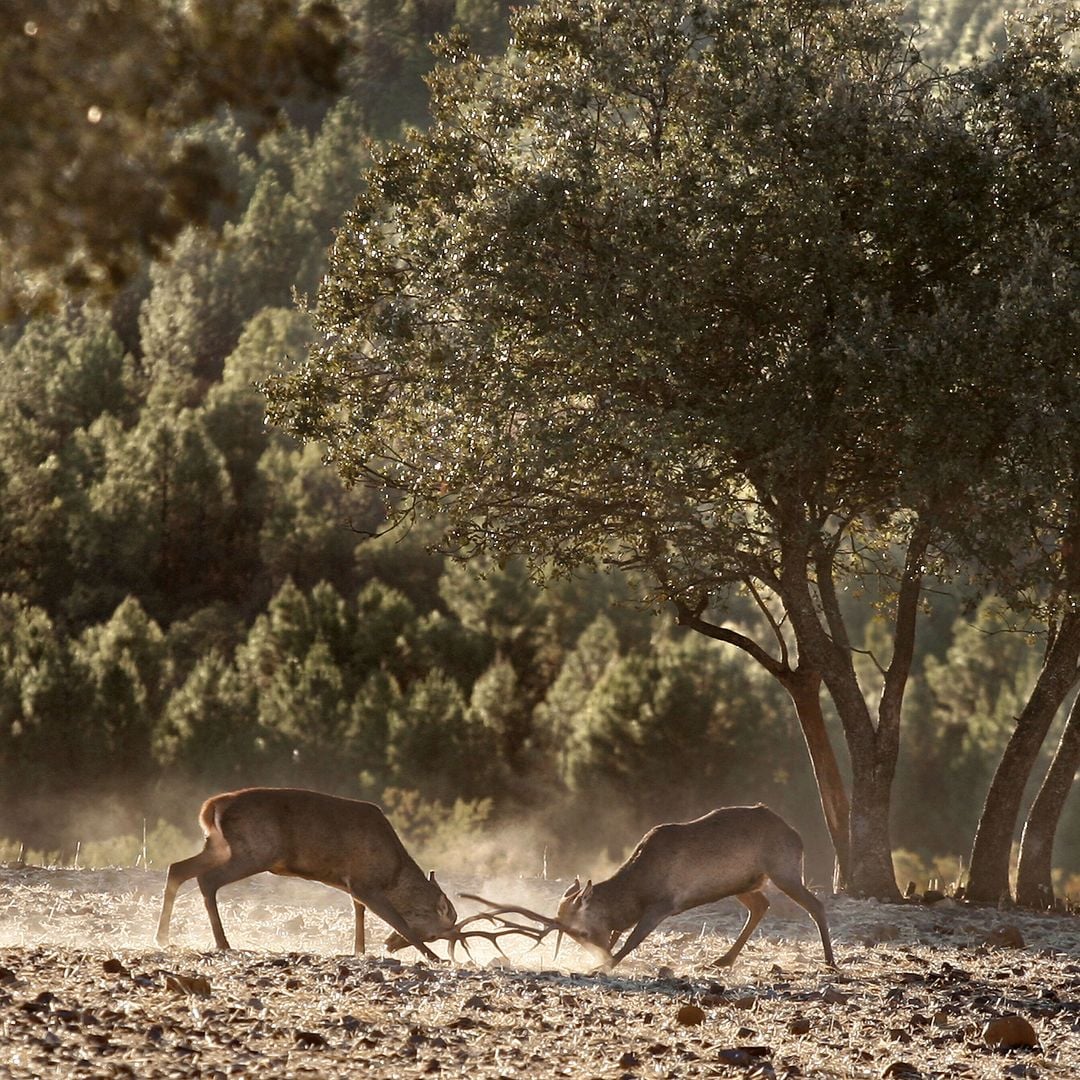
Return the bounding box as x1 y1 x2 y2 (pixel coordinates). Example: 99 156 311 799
442 908 560 962
446 892 586 961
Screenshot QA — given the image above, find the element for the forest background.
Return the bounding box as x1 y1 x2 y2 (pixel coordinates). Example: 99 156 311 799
1 0 1075 898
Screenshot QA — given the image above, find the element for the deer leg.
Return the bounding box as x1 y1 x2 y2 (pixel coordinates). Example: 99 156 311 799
609 902 672 967
772 878 836 967
156 845 227 947
196 854 270 951
352 898 366 956
347 884 440 963
714 890 769 968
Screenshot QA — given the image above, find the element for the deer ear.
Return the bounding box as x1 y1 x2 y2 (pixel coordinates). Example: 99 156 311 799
429 870 437 882
580 879 594 903
561 876 582 900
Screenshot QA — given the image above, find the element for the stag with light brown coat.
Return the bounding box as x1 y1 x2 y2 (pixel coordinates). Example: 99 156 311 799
556 805 836 970
155 788 458 959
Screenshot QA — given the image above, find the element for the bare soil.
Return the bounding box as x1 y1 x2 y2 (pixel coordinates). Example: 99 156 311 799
1 865 1079 1077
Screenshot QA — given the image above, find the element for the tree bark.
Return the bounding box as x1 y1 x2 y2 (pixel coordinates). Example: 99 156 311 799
966 611 1080 904
1015 688 1080 908
847 524 930 899
779 667 851 889
848 759 901 898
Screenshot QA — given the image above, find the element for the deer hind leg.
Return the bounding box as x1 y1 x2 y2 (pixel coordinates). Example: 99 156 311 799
195 849 270 951
772 877 836 967
156 844 229 947
714 890 770 968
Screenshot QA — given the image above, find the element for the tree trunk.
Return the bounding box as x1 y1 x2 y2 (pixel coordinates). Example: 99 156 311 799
1015 689 1080 908
847 757 901 898
781 668 851 890
966 612 1080 904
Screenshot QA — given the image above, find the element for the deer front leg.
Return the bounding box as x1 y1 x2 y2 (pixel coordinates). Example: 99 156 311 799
346 882 440 962
608 902 673 968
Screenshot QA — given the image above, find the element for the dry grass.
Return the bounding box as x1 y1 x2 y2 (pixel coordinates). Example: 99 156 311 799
1 865 1079 1077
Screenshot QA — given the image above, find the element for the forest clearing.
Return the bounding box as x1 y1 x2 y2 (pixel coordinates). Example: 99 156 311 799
1 864 1079 1078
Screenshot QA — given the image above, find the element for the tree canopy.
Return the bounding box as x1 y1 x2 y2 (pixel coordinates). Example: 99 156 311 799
270 0 1080 896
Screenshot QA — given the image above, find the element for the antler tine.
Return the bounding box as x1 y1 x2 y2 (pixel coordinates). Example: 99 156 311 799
441 905 561 962
458 893 571 933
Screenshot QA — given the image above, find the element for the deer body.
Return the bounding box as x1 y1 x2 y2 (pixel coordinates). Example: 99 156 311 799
557 805 835 969
156 787 456 958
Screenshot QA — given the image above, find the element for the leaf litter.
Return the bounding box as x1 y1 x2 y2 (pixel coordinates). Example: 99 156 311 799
1 865 1079 1077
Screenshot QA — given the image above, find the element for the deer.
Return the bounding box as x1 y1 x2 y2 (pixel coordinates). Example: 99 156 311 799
557 805 836 969
465 805 835 971
155 787 458 960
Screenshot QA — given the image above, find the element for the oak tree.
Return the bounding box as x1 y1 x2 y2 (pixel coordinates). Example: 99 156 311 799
270 0 1078 896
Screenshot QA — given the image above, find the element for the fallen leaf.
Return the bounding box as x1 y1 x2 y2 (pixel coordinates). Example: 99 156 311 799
881 1062 922 1078
164 973 211 998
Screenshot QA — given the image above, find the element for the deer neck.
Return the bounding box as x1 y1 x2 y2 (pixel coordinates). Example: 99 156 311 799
592 864 651 932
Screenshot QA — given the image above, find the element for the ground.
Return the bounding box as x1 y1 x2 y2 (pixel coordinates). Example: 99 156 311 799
1 865 1078 1078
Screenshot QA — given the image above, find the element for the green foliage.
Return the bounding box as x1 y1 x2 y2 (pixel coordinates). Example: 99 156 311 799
0 0 348 314
386 668 484 798
558 630 808 829
267 0 1078 895
78 406 237 623
72 597 170 779
257 442 380 597
154 650 262 785
380 786 504 873
893 599 1046 855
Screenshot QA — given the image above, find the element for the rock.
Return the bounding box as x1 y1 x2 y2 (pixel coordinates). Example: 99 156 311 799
788 1017 811 1036
982 1014 1039 1050
716 1046 771 1068
675 1004 706 1026
985 924 1025 949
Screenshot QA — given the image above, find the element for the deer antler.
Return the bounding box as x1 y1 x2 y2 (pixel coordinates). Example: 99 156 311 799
442 909 559 962
453 893 589 960
457 893 568 931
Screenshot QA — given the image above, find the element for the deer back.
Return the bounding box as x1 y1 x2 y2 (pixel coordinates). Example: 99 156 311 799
607 805 803 913
205 787 417 891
